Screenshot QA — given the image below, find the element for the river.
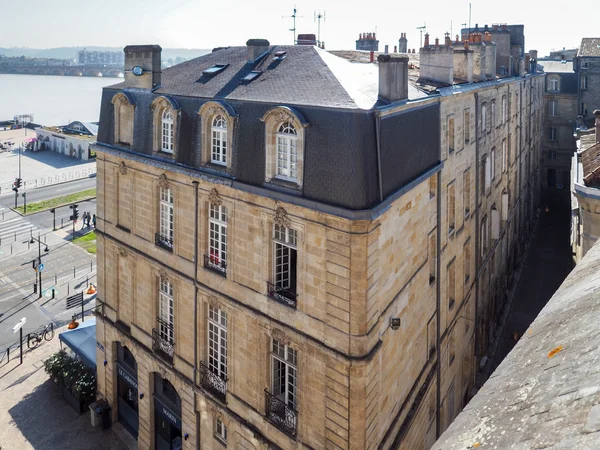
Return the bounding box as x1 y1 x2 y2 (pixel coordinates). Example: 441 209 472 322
0 74 119 126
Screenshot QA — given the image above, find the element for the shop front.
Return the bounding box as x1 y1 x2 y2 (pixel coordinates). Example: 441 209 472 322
116 344 139 438
154 374 182 450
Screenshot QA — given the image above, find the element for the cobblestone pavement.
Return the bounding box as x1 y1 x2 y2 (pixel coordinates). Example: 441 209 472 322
0 129 96 194
0 324 127 450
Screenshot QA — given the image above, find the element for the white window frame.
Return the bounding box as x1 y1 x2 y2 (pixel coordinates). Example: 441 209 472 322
463 170 471 216
447 116 455 153
271 339 298 409
161 110 174 153
209 204 228 269
549 100 558 117
549 78 559 92
273 224 297 294
211 115 227 165
159 278 174 344
491 149 496 181
276 122 298 181
215 417 227 445
483 155 491 192
208 305 227 381
502 140 508 173
464 109 470 144
159 187 174 244
491 101 496 128
581 103 588 116
502 96 507 124
548 127 557 141
481 104 487 132
581 76 588 90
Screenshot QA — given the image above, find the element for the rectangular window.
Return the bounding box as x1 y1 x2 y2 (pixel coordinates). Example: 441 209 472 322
549 150 557 160
464 240 471 283
502 140 507 173
463 170 471 216
448 331 456 367
581 102 588 116
464 109 470 143
159 278 174 344
548 127 557 141
271 340 298 409
276 133 298 180
428 232 436 284
502 96 507 124
429 174 437 199
582 61 589 70
215 418 227 445
481 216 488 257
581 76 588 90
549 78 559 92
211 118 227 165
549 100 558 117
491 207 500 240
448 183 456 233
482 155 491 193
491 149 496 181
448 261 455 310
208 204 228 274
481 104 487 133
427 315 436 359
448 117 455 153
491 101 496 128
208 306 228 381
158 187 174 250
270 224 298 305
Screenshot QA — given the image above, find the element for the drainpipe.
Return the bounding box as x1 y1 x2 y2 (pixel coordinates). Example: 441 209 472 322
192 180 200 449
375 111 384 202
435 167 442 439
474 93 480 362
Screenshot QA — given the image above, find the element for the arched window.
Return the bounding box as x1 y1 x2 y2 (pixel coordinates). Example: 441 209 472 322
161 110 174 153
111 93 135 146
276 122 298 180
211 115 227 165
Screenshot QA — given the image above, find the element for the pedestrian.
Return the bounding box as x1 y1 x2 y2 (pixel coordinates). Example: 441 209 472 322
86 212 91 227
92 214 96 229
81 212 87 229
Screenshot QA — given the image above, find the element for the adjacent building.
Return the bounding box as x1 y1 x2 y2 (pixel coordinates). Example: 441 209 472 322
537 59 578 207
575 38 600 126
356 33 379 51
35 121 98 160
93 32 543 450
78 49 124 66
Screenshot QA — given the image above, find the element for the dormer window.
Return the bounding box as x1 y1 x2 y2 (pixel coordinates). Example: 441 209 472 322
111 93 135 146
211 115 227 165
162 110 174 153
276 122 298 180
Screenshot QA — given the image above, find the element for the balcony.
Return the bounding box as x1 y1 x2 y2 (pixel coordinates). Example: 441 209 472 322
155 233 173 252
199 361 227 403
267 282 297 308
204 255 227 277
264 389 297 437
152 318 174 362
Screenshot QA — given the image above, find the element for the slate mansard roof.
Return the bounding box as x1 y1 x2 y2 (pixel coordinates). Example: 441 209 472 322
538 59 574 73
578 38 600 57
110 45 425 110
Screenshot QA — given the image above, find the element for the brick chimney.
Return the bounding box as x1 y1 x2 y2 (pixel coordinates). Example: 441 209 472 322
246 39 270 62
399 32 408 53
377 54 409 103
124 45 162 89
595 110 600 144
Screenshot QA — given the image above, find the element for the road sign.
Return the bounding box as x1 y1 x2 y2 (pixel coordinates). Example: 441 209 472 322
12 317 26 334
38 263 44 272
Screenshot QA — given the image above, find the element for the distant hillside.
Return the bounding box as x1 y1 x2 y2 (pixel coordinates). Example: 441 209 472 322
0 47 211 62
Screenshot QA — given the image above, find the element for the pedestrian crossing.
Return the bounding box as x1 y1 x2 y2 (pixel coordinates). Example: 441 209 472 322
0 206 38 245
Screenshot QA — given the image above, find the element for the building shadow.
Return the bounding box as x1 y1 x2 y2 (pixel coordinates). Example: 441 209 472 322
17 148 94 170
8 378 127 449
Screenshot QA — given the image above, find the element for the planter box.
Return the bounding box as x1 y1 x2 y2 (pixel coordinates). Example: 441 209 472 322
62 384 86 414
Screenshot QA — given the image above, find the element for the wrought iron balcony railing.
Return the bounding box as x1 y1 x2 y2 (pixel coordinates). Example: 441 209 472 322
264 389 297 437
204 255 227 277
266 282 297 308
155 233 174 252
199 361 227 402
152 317 174 362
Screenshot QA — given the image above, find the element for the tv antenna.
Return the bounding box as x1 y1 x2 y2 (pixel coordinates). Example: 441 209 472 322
314 11 326 47
417 23 426 48
283 6 303 44
461 23 467 40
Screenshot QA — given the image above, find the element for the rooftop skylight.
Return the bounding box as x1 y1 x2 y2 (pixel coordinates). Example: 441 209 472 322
242 71 262 82
203 64 229 76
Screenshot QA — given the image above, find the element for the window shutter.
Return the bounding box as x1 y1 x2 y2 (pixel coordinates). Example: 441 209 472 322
502 193 509 222
491 209 500 240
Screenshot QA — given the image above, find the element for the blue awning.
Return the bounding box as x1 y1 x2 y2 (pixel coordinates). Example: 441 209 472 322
59 318 96 368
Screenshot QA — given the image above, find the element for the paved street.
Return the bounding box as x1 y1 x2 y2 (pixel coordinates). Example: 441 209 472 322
0 323 127 450
490 201 575 373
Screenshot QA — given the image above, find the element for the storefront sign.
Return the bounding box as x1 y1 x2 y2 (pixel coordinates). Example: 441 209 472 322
117 364 138 390
154 396 181 429
96 341 105 352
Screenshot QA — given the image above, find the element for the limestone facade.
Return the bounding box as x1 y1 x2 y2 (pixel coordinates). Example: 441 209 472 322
93 46 543 450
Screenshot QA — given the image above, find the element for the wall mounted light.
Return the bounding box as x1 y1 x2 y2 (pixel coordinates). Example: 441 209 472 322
184 433 189 440
103 360 107 366
139 393 144 399
389 317 401 330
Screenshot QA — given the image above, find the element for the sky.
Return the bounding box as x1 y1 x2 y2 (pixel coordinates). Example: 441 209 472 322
0 0 596 57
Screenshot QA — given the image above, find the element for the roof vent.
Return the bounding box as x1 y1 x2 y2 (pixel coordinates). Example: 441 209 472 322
242 70 262 83
273 51 287 61
203 64 228 76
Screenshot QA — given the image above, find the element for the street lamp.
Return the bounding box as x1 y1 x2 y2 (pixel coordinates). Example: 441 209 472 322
29 233 49 299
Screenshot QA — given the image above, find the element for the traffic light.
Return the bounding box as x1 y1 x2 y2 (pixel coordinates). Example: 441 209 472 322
14 178 22 189
69 203 79 221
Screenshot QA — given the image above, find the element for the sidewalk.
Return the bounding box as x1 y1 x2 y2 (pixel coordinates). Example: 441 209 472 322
0 323 127 450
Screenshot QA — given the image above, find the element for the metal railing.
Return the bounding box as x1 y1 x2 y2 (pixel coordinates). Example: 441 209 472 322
0 323 55 368
0 167 96 195
199 361 227 402
267 282 297 308
152 317 174 361
264 389 298 437
155 233 174 252
203 255 226 276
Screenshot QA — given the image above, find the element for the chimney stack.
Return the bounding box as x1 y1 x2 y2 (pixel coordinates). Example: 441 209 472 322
370 50 374 63
399 32 408 53
377 54 409 103
385 44 389 54
246 39 270 62
394 45 397 53
124 45 162 89
445 33 451 46
424 33 430 47
595 110 600 144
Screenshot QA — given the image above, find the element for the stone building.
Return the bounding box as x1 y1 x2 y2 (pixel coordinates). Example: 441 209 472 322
355 33 379 52
575 38 600 126
78 49 124 66
537 59 578 207
548 47 577 61
35 121 97 160
92 34 543 450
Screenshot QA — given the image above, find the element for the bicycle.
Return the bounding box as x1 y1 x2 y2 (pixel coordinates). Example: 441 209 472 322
27 324 55 349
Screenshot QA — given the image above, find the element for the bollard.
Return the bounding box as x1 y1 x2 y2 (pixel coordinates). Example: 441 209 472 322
61 218 64 228
86 276 89 287
51 288 55 299
33 282 37 294
90 261 93 272
54 274 57 284
73 267 76 278
67 284 70 295
14 232 16 241
11 244 12 255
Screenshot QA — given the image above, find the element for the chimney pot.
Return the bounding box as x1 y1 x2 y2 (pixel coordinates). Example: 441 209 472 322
455 34 459 44
394 45 397 53
246 39 270 62
424 33 430 47
435 37 439 47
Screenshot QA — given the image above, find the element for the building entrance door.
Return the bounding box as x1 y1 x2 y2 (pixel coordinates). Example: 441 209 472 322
116 345 139 438
154 375 182 450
